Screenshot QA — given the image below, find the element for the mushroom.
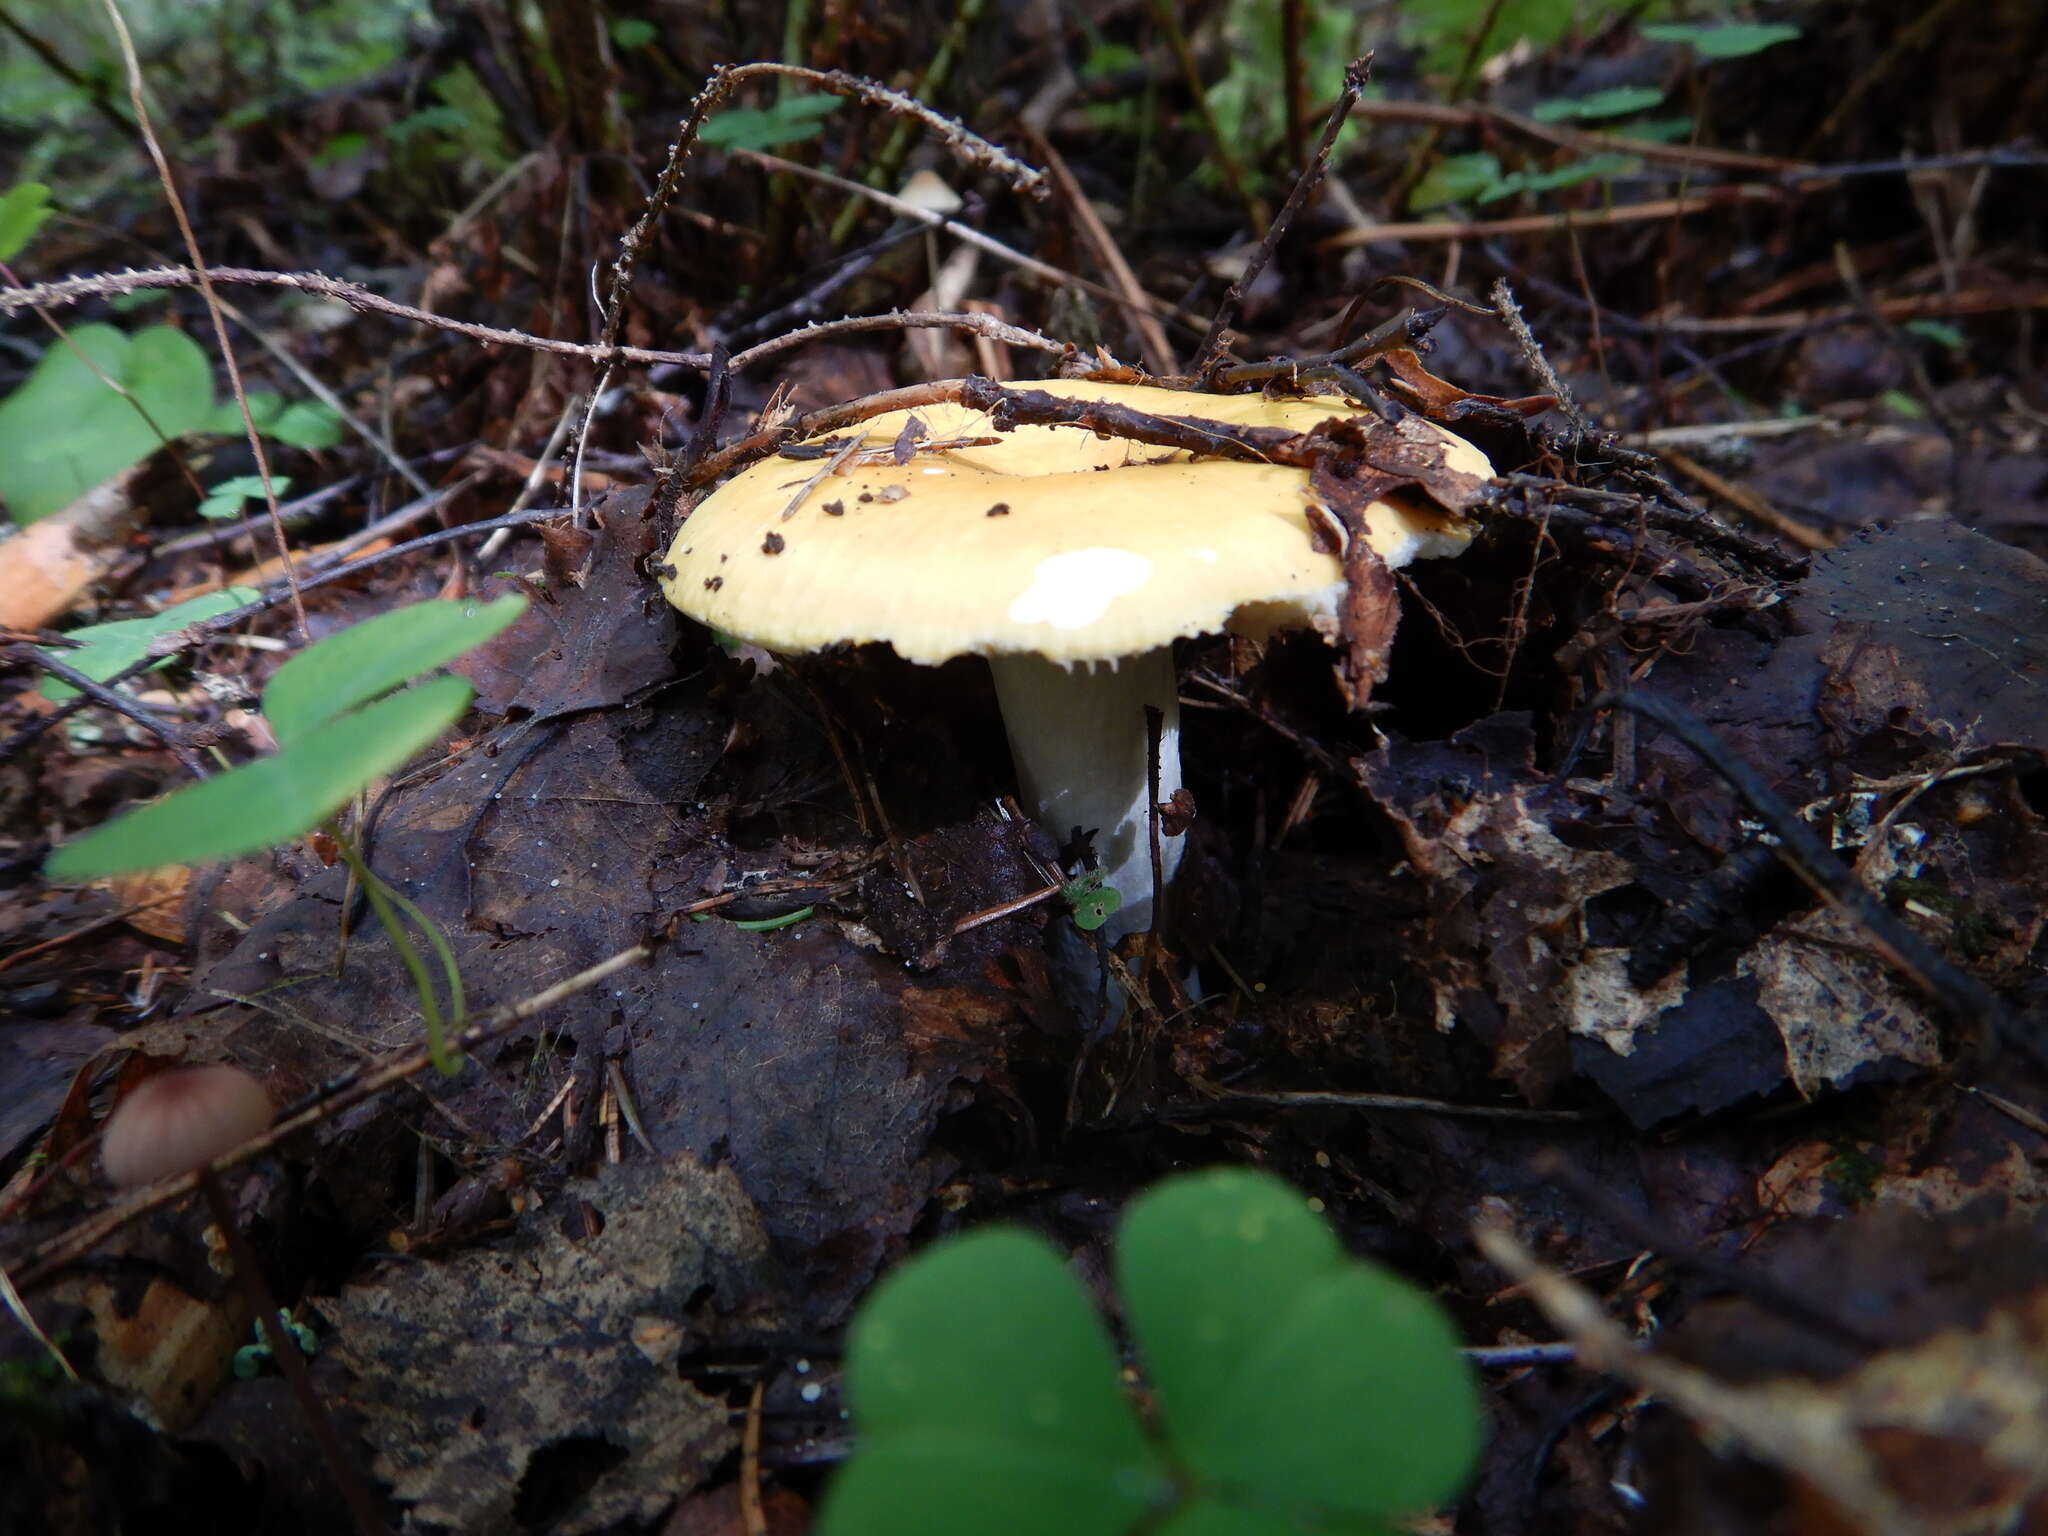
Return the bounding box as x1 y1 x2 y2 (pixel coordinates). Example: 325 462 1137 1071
102 1066 386 1535
657 378 1488 955
101 1065 274 1188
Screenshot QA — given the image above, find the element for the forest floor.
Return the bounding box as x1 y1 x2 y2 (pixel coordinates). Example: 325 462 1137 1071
3 1 2047 1532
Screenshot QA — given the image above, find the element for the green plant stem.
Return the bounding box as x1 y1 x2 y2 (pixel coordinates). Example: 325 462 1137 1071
374 874 467 1022
778 0 811 89
1148 0 1269 233
690 905 816 932
827 0 988 245
732 905 814 932
329 826 462 1075
1280 0 1309 170
1389 0 1510 211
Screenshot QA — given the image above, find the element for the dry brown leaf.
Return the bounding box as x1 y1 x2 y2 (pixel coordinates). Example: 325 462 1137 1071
0 467 148 629
105 866 189 944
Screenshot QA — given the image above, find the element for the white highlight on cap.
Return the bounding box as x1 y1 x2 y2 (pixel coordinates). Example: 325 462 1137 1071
1007 547 1153 630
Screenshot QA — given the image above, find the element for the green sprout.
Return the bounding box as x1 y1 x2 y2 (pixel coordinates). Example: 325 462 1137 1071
233 1310 319 1379
198 474 291 522
1062 868 1122 933
45 594 528 1074
690 905 817 933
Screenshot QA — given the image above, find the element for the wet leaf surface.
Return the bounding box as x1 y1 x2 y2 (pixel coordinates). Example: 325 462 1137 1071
1637 517 2048 855
456 491 680 719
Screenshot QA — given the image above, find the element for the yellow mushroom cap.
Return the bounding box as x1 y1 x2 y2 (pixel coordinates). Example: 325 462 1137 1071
658 379 1489 666
101 1065 275 1187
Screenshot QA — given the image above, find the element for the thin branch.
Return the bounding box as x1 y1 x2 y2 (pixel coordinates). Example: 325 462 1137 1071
1465 1343 1578 1369
1351 95 1807 176
1499 473 1808 579
729 64 1048 199
1196 54 1373 375
12 940 661 1290
1655 444 1831 552
0 264 716 362
6 646 209 777
151 448 471 558
680 378 986 489
98 0 308 639
0 266 1079 379
732 145 1191 341
1183 1087 1595 1123
1321 183 1792 248
1597 689 2034 1065
572 59 1047 524
948 881 1062 937
734 308 1070 374
1022 129 1179 375
0 891 181 976
477 400 579 563
1653 286 2048 335
1492 277 1590 436
1473 1223 1920 1536
684 372 1435 497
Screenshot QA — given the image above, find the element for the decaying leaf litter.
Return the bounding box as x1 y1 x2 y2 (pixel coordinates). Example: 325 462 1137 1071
2 2 2047 1531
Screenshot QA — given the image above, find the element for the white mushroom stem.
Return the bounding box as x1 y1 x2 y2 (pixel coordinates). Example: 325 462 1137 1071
987 647 1183 944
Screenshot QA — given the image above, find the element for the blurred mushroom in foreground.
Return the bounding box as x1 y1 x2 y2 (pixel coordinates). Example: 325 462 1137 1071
101 1065 274 1189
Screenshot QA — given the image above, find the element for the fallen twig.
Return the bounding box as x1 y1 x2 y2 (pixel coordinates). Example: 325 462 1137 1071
10 938 662 1291
1596 689 2035 1066
1474 1222 1922 1536
1492 277 1590 436
1652 286 2048 335
1358 95 1803 175
1322 184 1792 248
98 0 306 638
7 645 210 777
732 145 1191 341
1182 1088 1595 1123
1656 444 1831 552
1022 128 1178 375
0 267 1072 375
1196 54 1373 376
948 882 1063 937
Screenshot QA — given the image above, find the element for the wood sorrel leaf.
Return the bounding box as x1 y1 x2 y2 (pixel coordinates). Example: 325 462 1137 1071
820 1228 1169 1536
1118 1169 1481 1524
263 593 525 746
47 676 475 879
